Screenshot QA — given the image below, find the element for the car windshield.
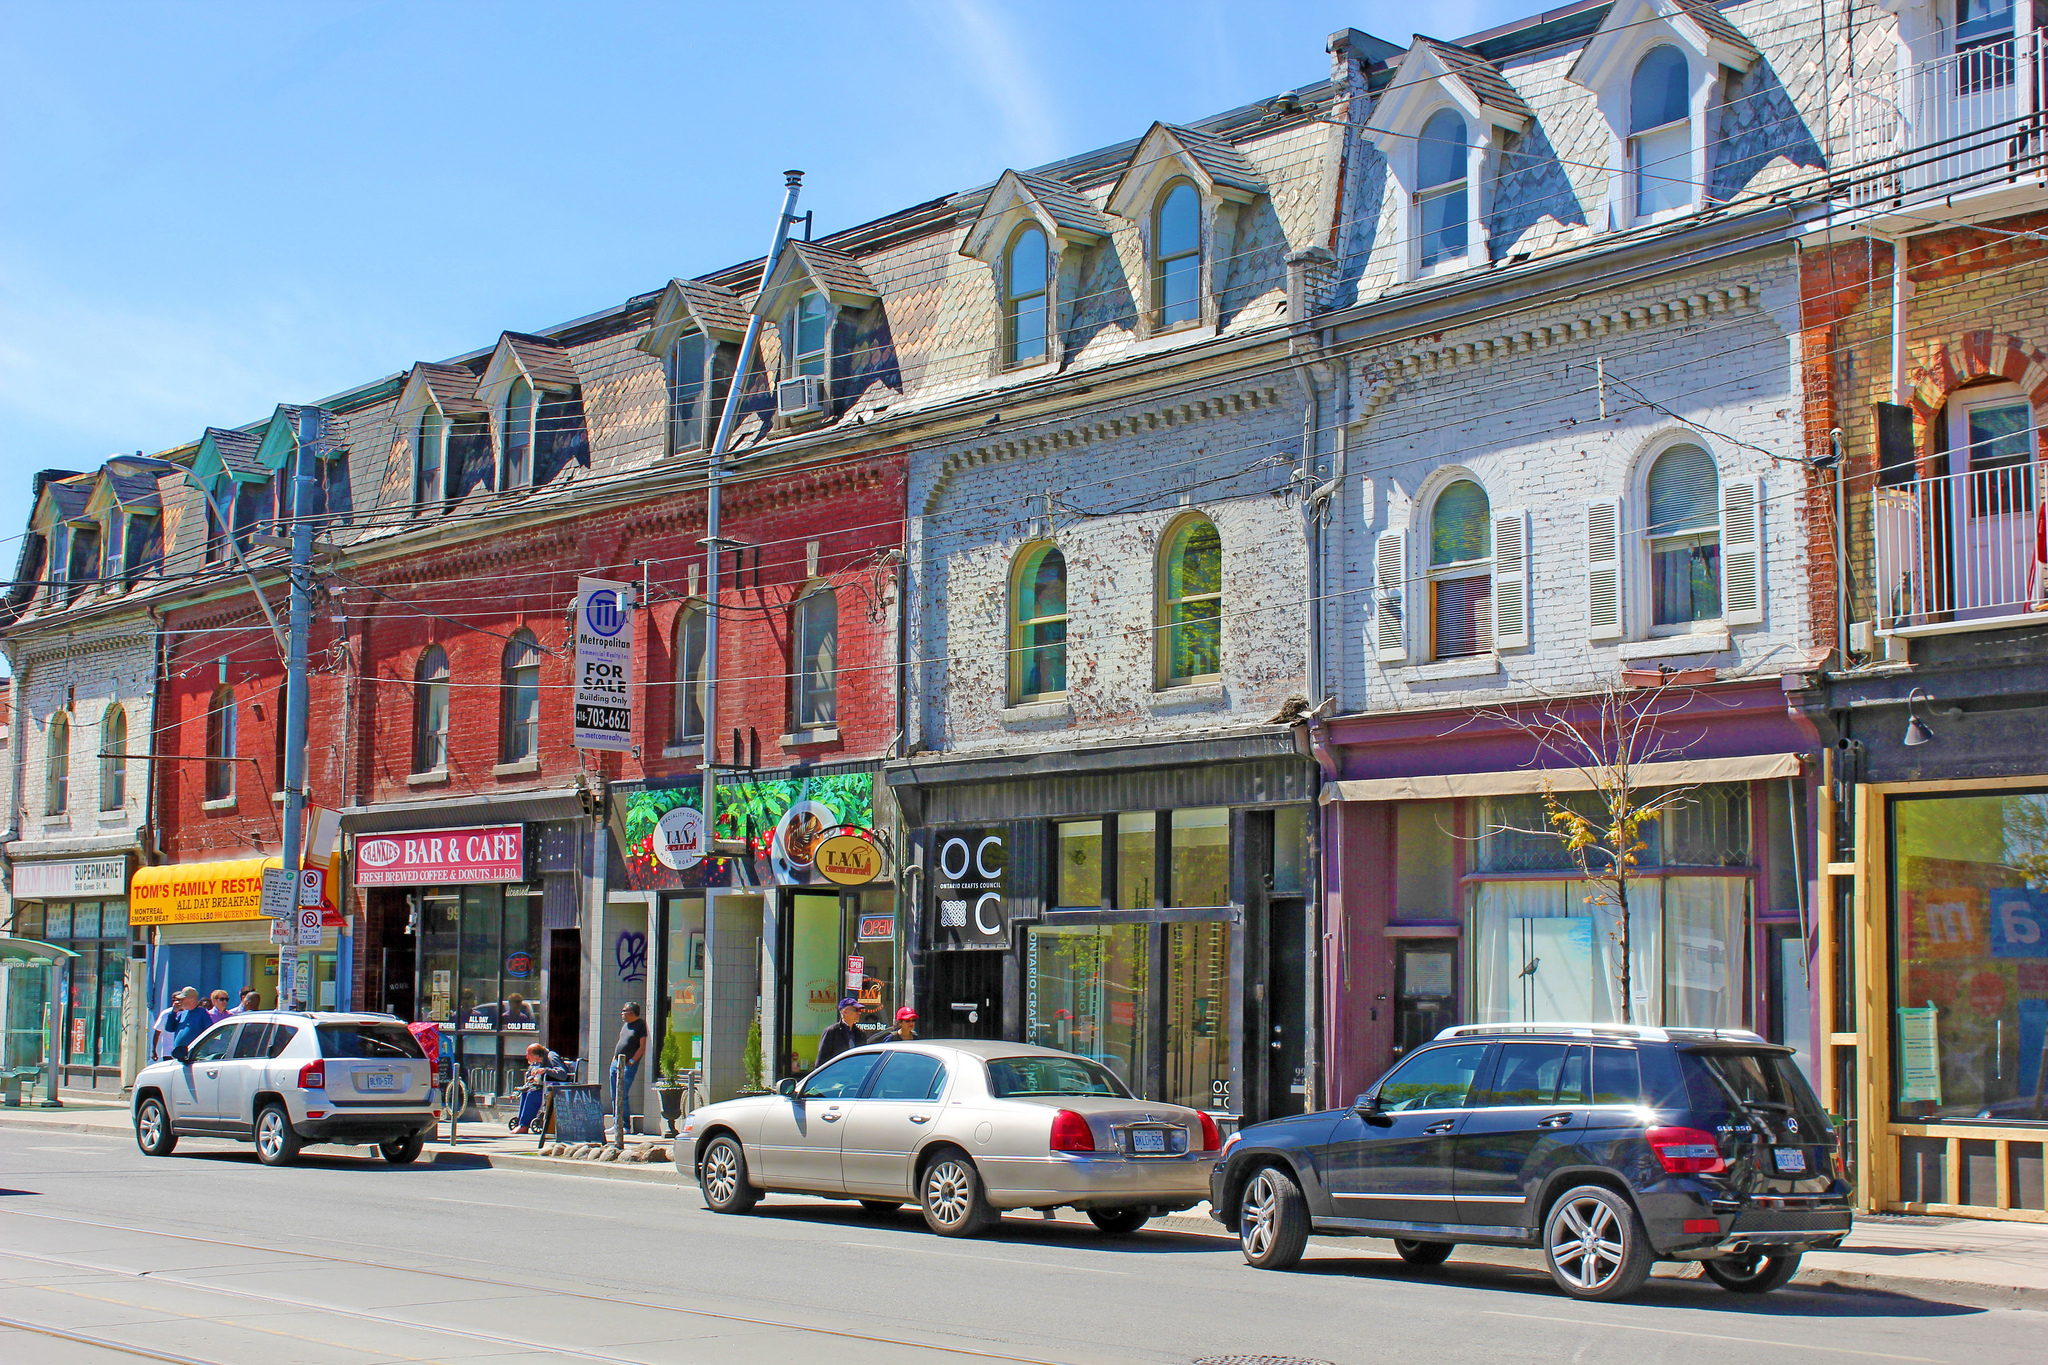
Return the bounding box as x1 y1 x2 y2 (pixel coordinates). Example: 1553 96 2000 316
985 1055 1132 1099
317 1022 426 1060
1680 1049 1828 1128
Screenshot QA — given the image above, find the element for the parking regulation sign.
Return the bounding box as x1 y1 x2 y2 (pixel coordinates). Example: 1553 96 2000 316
259 868 296 919
573 576 634 752
296 906 323 947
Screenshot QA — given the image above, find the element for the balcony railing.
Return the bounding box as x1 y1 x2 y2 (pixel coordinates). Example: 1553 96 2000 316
1839 33 2047 206
1872 460 2048 632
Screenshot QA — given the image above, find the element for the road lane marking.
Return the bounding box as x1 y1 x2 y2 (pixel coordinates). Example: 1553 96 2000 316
841 1241 1129 1275
1482 1310 1946 1362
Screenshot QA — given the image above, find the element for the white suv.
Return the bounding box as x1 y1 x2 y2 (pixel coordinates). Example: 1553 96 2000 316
132 1012 438 1167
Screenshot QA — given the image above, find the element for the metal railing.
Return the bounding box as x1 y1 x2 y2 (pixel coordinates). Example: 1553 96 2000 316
1838 33 2047 206
1872 460 2047 631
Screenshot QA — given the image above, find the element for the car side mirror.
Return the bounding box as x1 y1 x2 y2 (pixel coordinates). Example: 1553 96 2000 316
774 1078 798 1098
1354 1093 1392 1126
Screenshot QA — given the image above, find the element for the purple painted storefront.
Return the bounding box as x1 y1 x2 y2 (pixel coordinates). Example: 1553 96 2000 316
1309 677 1822 1108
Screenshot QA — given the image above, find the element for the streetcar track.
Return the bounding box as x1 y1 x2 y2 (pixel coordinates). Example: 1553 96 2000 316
0 1312 233 1365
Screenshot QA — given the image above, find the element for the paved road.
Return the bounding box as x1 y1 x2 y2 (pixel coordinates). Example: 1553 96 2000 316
1 1125 2041 1365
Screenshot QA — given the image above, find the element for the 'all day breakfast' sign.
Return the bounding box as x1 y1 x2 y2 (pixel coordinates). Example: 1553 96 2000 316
353 825 526 887
131 857 338 926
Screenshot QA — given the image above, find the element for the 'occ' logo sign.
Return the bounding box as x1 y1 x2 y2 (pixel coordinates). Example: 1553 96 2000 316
584 588 625 637
936 830 1006 938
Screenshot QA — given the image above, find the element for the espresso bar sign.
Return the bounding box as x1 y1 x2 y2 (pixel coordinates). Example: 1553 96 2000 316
355 825 526 887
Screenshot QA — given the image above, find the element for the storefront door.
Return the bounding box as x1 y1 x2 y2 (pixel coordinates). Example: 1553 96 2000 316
1394 939 1458 1058
928 951 1002 1040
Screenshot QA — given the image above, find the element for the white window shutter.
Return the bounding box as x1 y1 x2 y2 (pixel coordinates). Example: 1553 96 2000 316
1492 508 1530 650
1721 474 1764 626
1374 529 1409 662
1586 498 1623 641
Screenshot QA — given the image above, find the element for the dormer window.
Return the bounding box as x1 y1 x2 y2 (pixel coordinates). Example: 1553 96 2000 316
1416 110 1471 271
791 292 829 378
1004 226 1050 366
1630 46 1692 219
666 332 710 452
204 476 230 563
65 523 98 602
502 376 533 488
416 407 444 510
1153 182 1202 328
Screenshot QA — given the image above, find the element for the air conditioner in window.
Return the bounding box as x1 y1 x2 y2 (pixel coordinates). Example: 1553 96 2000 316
777 375 824 418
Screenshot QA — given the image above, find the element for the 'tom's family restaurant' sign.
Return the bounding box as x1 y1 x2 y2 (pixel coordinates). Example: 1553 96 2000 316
132 857 337 926
354 825 526 886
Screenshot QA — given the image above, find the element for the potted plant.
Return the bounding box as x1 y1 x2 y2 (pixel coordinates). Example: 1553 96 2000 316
655 1031 689 1136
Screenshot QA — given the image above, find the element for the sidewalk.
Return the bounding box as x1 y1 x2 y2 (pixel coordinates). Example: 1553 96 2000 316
7 1101 2047 1309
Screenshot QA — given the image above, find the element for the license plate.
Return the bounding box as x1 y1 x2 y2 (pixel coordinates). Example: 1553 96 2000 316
365 1073 400 1091
1774 1147 1807 1174
1132 1129 1166 1153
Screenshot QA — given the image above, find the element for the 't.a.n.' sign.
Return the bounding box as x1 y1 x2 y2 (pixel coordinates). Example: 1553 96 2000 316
354 825 525 886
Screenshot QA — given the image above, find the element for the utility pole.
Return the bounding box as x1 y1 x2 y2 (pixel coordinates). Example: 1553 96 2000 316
280 407 320 1006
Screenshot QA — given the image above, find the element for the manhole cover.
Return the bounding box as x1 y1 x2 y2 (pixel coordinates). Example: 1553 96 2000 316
1193 1357 1334 1365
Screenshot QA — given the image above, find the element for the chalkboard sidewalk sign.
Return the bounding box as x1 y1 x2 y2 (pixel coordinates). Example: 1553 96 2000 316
544 1083 605 1144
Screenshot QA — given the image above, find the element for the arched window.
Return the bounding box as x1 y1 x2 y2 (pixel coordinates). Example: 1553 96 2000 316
1159 516 1222 686
415 407 445 511
1010 543 1067 703
1153 181 1202 328
1004 225 1050 367
501 630 542 763
1630 45 1692 218
674 606 707 742
1416 109 1470 270
791 588 838 729
502 376 533 489
205 687 236 802
1646 444 1721 626
45 712 69 816
667 332 710 453
100 705 126 812
414 646 449 773
1429 480 1493 659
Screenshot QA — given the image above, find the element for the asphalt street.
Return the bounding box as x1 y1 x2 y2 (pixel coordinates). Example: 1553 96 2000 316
0 1124 2041 1365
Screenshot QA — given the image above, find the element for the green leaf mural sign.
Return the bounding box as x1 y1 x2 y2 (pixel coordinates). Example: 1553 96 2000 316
620 772 879 891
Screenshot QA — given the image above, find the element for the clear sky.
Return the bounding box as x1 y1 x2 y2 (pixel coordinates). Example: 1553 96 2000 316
0 0 1530 539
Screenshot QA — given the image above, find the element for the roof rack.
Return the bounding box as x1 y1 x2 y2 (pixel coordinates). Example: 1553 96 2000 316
1432 1022 1769 1045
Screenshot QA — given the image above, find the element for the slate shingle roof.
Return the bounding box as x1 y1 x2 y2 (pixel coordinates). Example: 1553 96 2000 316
787 240 877 300
673 279 750 336
1161 124 1267 195
1012 171 1113 238
203 426 265 477
411 361 487 415
105 468 163 510
1673 0 1759 60
45 477 91 521
502 333 581 391
1412 36 1535 123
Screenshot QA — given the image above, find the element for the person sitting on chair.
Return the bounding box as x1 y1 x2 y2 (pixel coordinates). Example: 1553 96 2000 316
510 1043 572 1134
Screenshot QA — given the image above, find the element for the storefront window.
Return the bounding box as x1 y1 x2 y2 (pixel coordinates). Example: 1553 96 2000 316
791 892 839 1072
1118 814 1156 908
1057 820 1103 908
1026 924 1149 1089
1892 791 2048 1123
1397 801 1457 916
420 892 459 1023
664 896 706 1076
97 946 124 1067
844 891 894 1024
1272 806 1308 898
67 945 99 1065
418 885 543 1094
1166 921 1230 1111
1170 807 1229 907
35 898 129 1076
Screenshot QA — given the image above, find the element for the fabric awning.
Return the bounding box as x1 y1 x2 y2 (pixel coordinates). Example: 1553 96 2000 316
131 857 337 926
1319 752 1805 804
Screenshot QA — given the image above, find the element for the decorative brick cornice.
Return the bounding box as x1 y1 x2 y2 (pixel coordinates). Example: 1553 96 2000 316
1382 284 1760 382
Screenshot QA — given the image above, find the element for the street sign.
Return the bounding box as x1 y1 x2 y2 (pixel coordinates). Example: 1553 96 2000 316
573 576 634 752
295 957 312 1006
259 868 296 920
277 948 298 1006
269 918 292 946
298 867 324 907
296 905 323 947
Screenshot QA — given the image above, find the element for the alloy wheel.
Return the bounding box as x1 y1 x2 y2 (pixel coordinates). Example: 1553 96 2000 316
1548 1195 1626 1291
257 1110 287 1162
925 1159 974 1228
1242 1171 1279 1260
138 1102 165 1150
703 1141 741 1206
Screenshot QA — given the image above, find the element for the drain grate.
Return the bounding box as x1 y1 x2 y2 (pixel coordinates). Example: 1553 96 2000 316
1193 1357 1334 1365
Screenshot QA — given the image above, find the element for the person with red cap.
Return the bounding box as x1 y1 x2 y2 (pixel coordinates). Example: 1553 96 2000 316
876 1006 920 1043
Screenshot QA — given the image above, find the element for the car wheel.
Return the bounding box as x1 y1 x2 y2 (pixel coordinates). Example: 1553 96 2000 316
135 1097 177 1157
1087 1207 1151 1236
254 1103 302 1167
1394 1238 1453 1267
858 1200 902 1215
1543 1185 1652 1301
379 1135 425 1165
1237 1165 1310 1270
700 1135 760 1214
1702 1250 1802 1294
920 1151 993 1238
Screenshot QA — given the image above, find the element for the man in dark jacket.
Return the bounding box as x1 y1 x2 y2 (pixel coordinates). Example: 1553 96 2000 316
814 998 871 1068
165 988 213 1063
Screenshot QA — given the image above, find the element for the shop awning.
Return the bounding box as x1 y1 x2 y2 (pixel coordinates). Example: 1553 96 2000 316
131 857 337 926
1318 752 1805 804
0 935 78 965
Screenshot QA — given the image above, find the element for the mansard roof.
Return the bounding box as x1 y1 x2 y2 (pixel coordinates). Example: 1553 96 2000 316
1568 0 1758 90
750 239 879 319
637 277 752 361
1104 122 1267 218
193 426 265 484
396 360 488 422
959 170 1111 260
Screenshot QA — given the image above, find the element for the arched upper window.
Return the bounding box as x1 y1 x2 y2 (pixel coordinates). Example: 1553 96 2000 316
502 376 534 489
1646 444 1721 626
415 407 445 511
45 712 69 816
1159 515 1222 686
1630 45 1692 218
1416 109 1470 271
1004 225 1050 367
667 332 710 453
1429 480 1494 660
791 588 838 730
205 687 236 802
501 631 542 763
1010 543 1067 703
414 646 450 773
1153 181 1202 328
674 606 707 742
100 705 126 812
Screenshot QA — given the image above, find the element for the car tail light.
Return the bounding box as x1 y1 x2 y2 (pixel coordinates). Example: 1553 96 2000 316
1050 1109 1095 1153
297 1061 326 1090
1647 1125 1725 1174
1196 1110 1222 1152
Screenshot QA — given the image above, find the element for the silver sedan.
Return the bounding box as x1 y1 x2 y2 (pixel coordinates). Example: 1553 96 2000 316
675 1039 1220 1237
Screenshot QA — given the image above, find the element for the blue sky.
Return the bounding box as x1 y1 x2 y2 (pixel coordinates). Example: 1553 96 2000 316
0 0 1528 538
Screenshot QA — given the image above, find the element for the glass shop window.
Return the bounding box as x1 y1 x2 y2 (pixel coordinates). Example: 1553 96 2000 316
1057 819 1104 908
1170 807 1229 907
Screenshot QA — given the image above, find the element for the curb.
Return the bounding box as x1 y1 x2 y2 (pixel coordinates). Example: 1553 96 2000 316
0 1116 132 1139
439 1149 684 1184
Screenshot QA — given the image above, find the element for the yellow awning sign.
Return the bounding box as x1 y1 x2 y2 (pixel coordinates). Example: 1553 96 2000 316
131 857 335 926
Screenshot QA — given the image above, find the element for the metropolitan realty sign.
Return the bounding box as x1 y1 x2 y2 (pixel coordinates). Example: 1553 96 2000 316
574 576 634 752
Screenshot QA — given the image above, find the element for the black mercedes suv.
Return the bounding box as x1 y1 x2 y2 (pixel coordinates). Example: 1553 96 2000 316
1209 1024 1850 1301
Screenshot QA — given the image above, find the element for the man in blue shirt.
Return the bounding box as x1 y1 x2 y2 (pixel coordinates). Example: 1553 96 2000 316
165 987 213 1063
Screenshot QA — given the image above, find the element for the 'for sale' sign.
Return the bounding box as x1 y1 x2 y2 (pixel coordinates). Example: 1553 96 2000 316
574 576 634 752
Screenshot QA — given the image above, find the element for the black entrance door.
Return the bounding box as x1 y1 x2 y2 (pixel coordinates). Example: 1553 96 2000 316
547 929 581 1058
926 952 1001 1040
1394 938 1458 1058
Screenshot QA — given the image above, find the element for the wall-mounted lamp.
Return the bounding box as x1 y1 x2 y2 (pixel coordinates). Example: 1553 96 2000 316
1903 688 1936 747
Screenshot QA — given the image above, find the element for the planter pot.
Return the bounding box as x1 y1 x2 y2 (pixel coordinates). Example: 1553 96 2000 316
657 1086 685 1136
